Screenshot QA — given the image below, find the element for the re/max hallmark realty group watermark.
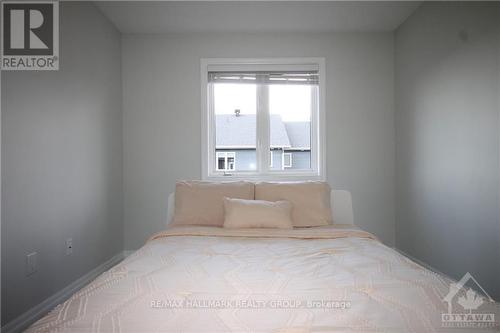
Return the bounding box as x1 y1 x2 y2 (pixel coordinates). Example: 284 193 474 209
151 298 352 310
1 0 59 70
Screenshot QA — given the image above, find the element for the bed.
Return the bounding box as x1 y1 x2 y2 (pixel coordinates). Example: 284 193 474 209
26 190 499 332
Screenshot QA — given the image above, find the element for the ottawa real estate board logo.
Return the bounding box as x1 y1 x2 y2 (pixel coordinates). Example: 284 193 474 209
442 272 496 328
1 1 59 70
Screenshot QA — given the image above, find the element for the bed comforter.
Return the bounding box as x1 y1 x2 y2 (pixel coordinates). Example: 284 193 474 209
27 225 499 332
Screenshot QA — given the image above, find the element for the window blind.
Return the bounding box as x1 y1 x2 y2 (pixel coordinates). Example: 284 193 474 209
208 71 319 85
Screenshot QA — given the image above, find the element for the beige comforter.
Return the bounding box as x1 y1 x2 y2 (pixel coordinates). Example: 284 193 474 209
27 225 499 332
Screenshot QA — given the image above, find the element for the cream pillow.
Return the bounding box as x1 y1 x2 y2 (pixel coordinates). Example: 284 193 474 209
223 197 293 229
255 181 332 227
172 181 254 227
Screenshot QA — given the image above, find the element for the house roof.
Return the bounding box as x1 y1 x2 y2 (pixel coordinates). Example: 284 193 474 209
215 114 310 150
284 122 310 149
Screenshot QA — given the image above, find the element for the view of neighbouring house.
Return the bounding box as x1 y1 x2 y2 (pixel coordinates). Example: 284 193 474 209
216 114 311 171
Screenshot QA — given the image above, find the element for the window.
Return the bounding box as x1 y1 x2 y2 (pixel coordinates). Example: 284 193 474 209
201 58 325 180
283 153 292 169
216 152 236 171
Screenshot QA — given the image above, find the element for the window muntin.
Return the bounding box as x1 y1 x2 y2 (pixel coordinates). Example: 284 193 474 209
202 58 324 180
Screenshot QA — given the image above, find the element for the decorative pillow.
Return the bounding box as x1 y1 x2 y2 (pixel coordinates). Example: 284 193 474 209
172 181 254 227
223 197 293 229
255 181 332 227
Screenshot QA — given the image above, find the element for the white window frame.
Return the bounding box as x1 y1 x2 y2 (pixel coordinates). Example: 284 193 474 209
282 152 293 169
201 58 326 181
216 151 236 171
269 151 273 168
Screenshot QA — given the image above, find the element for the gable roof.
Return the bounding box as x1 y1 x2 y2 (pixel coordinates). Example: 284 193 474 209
216 114 290 148
284 122 310 149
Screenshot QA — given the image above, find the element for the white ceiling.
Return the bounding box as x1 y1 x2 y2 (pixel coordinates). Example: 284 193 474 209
95 1 421 34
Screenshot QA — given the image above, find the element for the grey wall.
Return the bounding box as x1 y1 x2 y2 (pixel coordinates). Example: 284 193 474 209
122 32 395 250
271 150 282 171
1 2 123 325
285 151 311 170
395 2 500 300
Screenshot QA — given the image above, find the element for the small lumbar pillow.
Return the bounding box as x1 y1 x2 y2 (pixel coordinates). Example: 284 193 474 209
255 181 332 227
223 197 293 229
172 181 254 227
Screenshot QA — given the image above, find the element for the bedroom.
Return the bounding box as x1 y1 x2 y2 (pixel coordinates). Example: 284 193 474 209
1 0 499 332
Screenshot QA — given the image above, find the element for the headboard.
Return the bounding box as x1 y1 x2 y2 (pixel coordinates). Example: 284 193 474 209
166 190 354 226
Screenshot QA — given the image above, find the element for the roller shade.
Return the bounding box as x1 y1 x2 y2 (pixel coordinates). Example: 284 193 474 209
208 71 319 85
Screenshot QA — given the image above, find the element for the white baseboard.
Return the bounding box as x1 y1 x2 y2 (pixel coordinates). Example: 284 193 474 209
1 251 125 333
393 247 499 302
123 250 136 258
392 246 455 280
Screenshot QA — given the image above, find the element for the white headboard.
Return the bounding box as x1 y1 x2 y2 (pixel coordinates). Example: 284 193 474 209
167 190 354 226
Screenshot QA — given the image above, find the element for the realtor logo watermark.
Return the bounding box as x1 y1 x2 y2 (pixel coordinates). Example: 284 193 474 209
442 272 495 328
1 1 59 70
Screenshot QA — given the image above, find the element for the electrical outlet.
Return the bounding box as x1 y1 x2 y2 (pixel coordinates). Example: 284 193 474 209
26 252 37 276
66 238 73 255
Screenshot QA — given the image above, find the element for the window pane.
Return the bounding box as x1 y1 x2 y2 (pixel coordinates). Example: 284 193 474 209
269 85 312 171
214 83 257 171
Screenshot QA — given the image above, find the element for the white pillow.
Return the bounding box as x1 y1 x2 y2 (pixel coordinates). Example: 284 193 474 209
223 197 293 229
